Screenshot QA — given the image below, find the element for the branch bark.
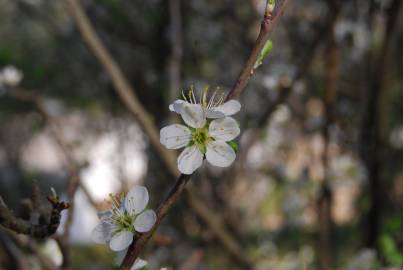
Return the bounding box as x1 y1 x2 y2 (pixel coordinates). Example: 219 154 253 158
121 1 289 268
64 0 289 268
65 0 255 267
317 16 339 270
0 189 69 238
359 0 401 249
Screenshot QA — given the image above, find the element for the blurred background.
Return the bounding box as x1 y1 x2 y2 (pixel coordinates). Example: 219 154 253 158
0 0 402 269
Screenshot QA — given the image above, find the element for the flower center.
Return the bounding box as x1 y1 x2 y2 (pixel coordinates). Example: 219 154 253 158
190 126 211 153
109 194 135 233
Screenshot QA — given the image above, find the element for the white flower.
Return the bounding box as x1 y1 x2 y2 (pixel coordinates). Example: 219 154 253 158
160 89 241 174
0 66 23 87
131 258 148 270
130 258 167 270
91 185 157 251
169 87 241 119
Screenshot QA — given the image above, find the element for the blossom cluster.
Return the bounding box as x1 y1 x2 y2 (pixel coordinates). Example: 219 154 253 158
91 87 241 269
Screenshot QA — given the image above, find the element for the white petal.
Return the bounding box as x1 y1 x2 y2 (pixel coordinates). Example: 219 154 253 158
97 210 112 220
214 100 241 116
109 230 134 251
115 249 128 265
160 124 191 149
134 210 156 233
125 185 149 215
131 259 148 270
177 146 204 174
180 103 206 128
169 100 186 114
91 222 114 244
205 109 225 119
209 117 240 141
206 141 236 167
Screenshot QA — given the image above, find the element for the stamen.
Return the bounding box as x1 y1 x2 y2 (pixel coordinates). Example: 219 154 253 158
182 90 188 102
207 90 218 109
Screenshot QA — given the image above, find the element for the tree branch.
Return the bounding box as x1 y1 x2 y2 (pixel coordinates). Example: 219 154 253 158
120 0 289 268
65 0 254 266
225 0 289 102
0 187 69 238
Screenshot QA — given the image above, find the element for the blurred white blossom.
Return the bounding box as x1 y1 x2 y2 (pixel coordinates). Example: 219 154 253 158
0 65 23 87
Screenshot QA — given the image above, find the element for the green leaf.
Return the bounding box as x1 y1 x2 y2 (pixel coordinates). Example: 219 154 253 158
227 141 238 152
254 40 273 69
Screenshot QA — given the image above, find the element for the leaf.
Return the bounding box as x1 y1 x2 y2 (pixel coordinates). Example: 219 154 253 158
254 40 273 69
227 141 238 153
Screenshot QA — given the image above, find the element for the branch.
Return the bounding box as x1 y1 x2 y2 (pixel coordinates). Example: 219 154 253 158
225 0 289 102
121 1 289 268
238 0 342 163
359 0 402 249
65 0 253 266
0 187 69 238
8 87 99 268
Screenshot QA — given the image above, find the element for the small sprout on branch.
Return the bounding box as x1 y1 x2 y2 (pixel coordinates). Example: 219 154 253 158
254 40 273 70
266 0 276 17
160 87 241 174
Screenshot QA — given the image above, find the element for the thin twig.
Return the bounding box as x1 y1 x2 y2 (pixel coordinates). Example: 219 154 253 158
65 0 251 266
121 0 289 268
238 0 342 164
0 191 69 238
225 0 289 102
317 11 339 269
8 87 99 269
359 0 401 249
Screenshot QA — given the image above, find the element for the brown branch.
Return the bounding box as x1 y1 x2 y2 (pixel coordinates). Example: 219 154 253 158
238 0 342 164
7 87 99 269
225 0 289 102
317 13 339 270
0 188 69 238
121 1 289 268
359 0 402 249
64 0 256 267
63 0 288 268
121 174 192 268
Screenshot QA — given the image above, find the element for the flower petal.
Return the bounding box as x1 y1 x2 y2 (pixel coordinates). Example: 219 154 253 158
91 221 114 244
169 100 186 114
97 210 112 220
125 185 149 215
131 259 148 270
180 103 206 128
134 209 156 233
115 249 128 265
160 124 191 149
206 141 236 167
214 100 241 116
205 109 225 119
209 117 240 141
177 146 203 174
109 230 133 251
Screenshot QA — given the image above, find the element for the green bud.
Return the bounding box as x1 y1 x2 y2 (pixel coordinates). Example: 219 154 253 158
254 40 273 69
227 141 238 153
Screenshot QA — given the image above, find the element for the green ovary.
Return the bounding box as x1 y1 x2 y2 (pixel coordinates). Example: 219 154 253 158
115 213 135 232
190 127 211 153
